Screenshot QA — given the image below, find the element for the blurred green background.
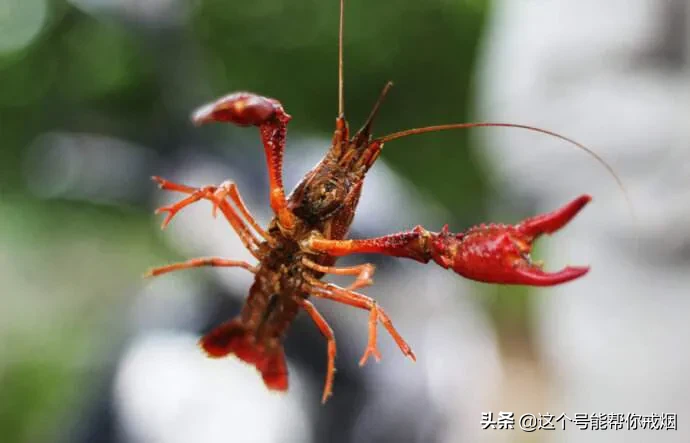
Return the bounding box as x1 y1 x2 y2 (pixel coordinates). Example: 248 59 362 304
0 0 538 441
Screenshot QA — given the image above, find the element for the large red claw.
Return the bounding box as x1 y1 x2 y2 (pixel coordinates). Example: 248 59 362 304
191 92 283 127
429 195 592 286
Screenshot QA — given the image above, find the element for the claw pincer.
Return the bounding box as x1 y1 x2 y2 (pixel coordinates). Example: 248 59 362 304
430 195 592 286
191 92 286 127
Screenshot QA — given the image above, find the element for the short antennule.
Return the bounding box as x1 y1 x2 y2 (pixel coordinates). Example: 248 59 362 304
355 81 394 140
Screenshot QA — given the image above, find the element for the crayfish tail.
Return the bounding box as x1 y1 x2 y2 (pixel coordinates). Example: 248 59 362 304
200 319 288 391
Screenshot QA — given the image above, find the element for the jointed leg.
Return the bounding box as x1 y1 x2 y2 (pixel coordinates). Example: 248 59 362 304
260 122 297 232
145 258 256 278
302 226 433 264
152 175 196 194
191 93 297 232
211 180 271 241
304 278 415 366
296 298 337 404
154 176 269 242
153 176 262 258
301 257 375 291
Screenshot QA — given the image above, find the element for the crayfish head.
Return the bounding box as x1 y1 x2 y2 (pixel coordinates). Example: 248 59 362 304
289 166 355 224
429 195 592 287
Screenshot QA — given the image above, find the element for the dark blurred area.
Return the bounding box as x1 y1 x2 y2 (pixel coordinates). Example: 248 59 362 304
1 0 688 442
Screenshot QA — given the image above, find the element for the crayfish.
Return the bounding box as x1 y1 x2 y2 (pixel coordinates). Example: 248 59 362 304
146 0 621 403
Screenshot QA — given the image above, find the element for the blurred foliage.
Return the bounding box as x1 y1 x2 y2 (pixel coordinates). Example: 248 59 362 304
0 195 173 442
192 0 490 215
0 358 74 443
0 0 491 216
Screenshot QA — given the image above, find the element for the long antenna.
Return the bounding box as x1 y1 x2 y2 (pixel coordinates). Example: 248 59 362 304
338 0 345 116
377 122 635 223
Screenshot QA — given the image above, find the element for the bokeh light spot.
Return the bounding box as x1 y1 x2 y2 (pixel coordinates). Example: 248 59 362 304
0 0 48 55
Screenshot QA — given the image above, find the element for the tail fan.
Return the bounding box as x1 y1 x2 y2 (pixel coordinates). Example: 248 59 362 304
199 319 288 391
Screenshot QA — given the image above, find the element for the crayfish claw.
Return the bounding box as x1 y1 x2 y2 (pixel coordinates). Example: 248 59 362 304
191 92 280 127
519 194 592 238
429 195 593 286
514 265 590 287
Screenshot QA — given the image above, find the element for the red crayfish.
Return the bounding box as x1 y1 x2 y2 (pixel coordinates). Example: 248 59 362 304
146 0 623 403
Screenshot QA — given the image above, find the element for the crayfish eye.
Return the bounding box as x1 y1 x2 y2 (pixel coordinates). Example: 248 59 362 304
322 181 338 196
291 175 350 223
312 180 347 214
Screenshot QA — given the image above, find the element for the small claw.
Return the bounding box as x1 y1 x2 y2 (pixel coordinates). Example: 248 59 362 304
154 207 176 229
161 216 174 229
429 196 592 286
211 186 230 219
153 185 211 229
358 347 382 367
151 175 165 187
